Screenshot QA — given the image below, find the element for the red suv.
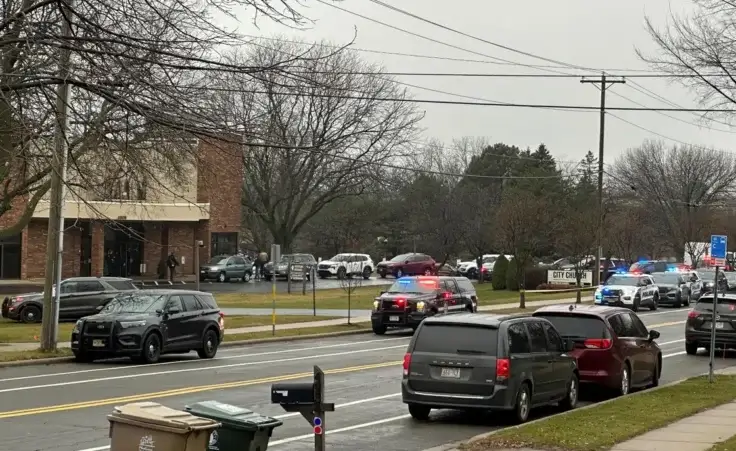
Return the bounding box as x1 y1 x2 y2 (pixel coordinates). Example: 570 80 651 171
533 305 661 396
376 253 436 278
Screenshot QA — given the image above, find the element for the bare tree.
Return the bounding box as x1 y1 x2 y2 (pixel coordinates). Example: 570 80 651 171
496 188 555 308
339 270 362 325
216 38 423 251
610 141 736 260
556 207 596 302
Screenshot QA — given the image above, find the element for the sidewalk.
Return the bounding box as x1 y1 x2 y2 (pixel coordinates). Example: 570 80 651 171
0 297 589 353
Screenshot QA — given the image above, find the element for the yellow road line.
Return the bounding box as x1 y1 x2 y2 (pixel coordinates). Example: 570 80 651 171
649 321 685 328
0 360 401 419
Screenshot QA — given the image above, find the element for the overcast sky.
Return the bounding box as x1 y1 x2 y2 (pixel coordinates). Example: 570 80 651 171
223 0 726 166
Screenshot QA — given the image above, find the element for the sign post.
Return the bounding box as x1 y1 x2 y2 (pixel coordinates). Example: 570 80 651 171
271 244 281 337
709 235 727 382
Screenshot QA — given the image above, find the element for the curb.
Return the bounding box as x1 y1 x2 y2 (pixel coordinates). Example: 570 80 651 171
0 328 374 369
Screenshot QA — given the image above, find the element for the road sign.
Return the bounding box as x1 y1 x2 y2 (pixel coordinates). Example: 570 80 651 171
313 425 323 435
711 235 728 266
313 417 322 427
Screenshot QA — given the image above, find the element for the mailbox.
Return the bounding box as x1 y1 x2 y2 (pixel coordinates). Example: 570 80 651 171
271 382 315 405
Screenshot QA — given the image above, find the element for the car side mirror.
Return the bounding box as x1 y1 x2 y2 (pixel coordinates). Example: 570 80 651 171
563 339 575 352
167 307 180 315
155 309 164 315
95 305 104 311
648 330 660 341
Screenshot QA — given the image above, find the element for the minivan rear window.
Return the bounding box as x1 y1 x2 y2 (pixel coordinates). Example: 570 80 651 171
696 297 736 313
533 313 609 339
413 324 497 355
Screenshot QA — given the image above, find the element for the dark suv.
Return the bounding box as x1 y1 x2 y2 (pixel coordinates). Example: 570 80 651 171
685 293 736 355
71 289 224 364
650 272 692 307
376 253 436 279
1 277 138 323
264 254 316 281
533 305 661 396
371 276 477 334
402 313 579 424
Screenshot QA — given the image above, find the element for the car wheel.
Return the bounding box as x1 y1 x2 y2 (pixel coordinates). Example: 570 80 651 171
242 271 251 283
618 363 631 396
395 268 404 278
372 324 387 335
685 341 698 355
218 272 227 283
378 272 386 279
20 305 41 323
560 374 579 410
423 267 432 276
337 267 347 279
362 267 371 280
650 356 661 388
685 292 692 306
140 333 162 364
408 404 431 421
650 295 658 311
513 383 532 423
674 294 682 308
632 297 640 312
197 329 219 359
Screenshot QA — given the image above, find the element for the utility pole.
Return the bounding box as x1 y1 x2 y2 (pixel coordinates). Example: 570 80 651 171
40 0 74 351
580 73 625 286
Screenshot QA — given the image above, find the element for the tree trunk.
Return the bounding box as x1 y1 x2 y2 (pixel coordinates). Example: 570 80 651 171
518 267 526 309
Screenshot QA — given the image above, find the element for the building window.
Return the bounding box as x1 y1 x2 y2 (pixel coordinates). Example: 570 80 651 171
211 232 237 256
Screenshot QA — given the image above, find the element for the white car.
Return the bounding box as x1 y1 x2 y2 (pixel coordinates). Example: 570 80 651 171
317 253 375 280
594 273 660 312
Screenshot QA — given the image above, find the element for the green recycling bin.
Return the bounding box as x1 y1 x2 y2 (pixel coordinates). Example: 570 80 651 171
185 400 283 451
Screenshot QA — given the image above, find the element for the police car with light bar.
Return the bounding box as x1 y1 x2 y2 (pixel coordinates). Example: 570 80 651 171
594 271 660 312
370 276 476 335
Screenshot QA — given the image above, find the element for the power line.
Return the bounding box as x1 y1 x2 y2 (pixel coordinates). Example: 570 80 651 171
282 71 736 78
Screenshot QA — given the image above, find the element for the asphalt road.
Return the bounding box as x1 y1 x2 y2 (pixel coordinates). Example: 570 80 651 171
0 307 731 451
141 277 392 294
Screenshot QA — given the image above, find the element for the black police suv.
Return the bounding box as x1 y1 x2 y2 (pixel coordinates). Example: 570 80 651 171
402 313 579 424
685 293 736 355
1 277 138 323
370 276 477 335
71 289 225 364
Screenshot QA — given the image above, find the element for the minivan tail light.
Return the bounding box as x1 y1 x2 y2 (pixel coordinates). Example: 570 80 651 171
402 353 411 376
495 358 510 381
583 338 612 349
688 310 700 319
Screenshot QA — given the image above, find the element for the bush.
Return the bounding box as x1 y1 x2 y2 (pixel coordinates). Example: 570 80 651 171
492 255 509 290
506 258 520 291
524 266 547 290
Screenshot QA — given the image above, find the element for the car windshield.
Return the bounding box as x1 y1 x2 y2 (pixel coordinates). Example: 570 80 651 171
605 275 639 286
279 255 294 263
101 294 166 313
482 256 497 264
331 254 351 262
534 313 609 339
389 253 411 263
700 271 716 278
209 257 228 265
652 274 680 285
386 278 438 294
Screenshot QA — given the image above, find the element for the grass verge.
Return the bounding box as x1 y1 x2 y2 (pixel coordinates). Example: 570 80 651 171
0 315 339 343
710 434 736 451
463 375 736 451
215 284 591 310
223 322 371 342
0 347 72 362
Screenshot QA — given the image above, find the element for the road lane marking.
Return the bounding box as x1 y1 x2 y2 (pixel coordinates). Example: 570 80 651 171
0 336 412 383
273 393 401 420
0 360 402 419
648 320 685 328
0 345 407 394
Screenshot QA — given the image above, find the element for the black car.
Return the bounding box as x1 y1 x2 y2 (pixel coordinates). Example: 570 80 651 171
263 254 316 281
402 313 579 424
370 276 477 335
698 269 729 294
71 289 225 364
650 272 692 307
685 293 736 355
1 277 138 323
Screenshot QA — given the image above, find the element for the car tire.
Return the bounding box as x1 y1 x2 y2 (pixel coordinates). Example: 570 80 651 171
685 341 698 355
372 324 387 335
560 374 579 411
218 272 227 283
197 329 219 359
20 305 41 323
337 267 347 280
378 272 386 279
408 404 431 421
685 293 691 306
513 382 532 424
632 297 640 312
139 333 162 364
618 363 631 397
242 271 251 283
362 267 371 280
651 355 661 388
650 295 658 311
674 294 682 308
73 351 94 363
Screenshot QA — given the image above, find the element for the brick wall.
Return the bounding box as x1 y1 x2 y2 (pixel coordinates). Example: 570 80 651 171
168 222 196 275
197 138 243 234
25 219 82 279
90 222 104 276
143 223 164 277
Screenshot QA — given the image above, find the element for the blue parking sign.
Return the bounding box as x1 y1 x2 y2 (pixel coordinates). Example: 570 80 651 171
711 235 728 261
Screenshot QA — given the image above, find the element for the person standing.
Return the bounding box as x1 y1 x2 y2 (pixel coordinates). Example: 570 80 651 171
167 251 179 282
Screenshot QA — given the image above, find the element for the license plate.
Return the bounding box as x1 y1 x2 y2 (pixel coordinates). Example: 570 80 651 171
440 367 461 378
389 315 399 322
705 322 726 329
92 339 105 347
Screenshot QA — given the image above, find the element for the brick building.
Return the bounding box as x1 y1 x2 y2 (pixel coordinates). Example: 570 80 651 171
0 138 243 280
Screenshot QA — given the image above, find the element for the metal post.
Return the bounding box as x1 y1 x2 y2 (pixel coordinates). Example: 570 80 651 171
287 263 292 294
194 241 201 292
271 244 280 337
314 366 325 451
312 267 316 316
709 266 719 382
302 265 307 295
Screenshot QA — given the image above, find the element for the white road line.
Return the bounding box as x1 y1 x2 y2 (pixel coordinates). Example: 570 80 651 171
0 336 411 383
273 393 401 420
639 309 690 318
658 339 684 346
0 345 408 394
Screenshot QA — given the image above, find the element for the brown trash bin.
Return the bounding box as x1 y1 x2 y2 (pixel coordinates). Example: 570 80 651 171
107 401 220 451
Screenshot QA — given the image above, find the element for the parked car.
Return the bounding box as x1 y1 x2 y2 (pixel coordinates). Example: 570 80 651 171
71 289 225 363
698 269 729 294
402 313 579 423
594 273 659 312
533 304 661 396
263 254 317 281
629 260 670 274
650 271 692 307
685 293 736 355
435 262 456 276
199 255 253 283
1 277 138 323
376 253 436 278
371 276 477 335
725 272 736 291
317 253 374 279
